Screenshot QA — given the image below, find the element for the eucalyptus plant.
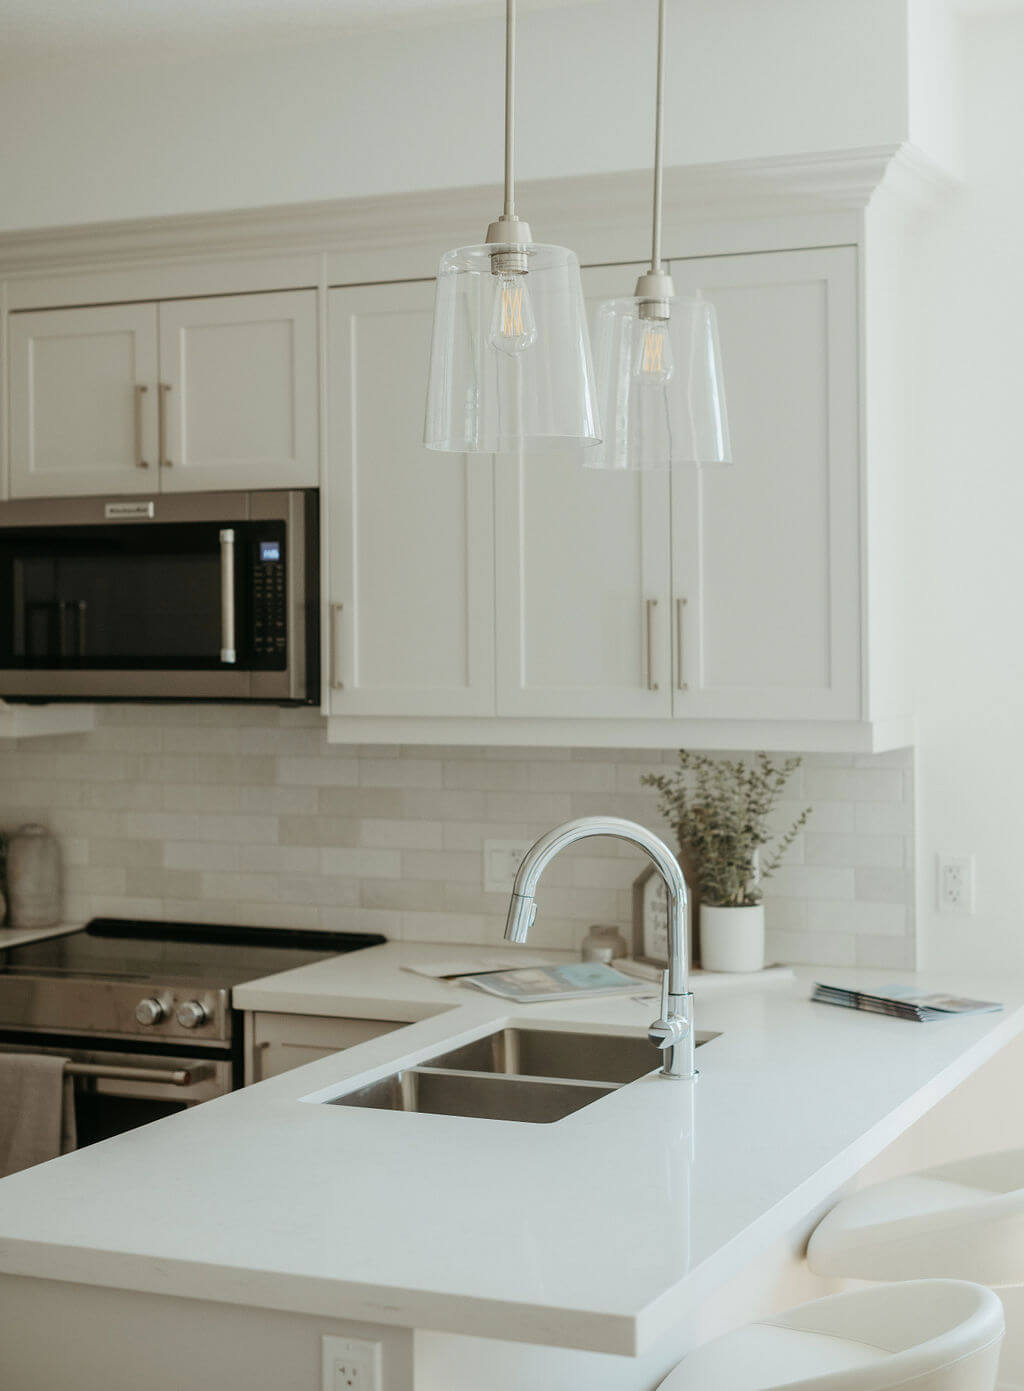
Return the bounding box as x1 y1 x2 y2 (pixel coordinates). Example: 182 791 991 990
642 751 811 907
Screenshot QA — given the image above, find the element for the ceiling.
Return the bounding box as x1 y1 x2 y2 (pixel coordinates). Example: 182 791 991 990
2 0 604 56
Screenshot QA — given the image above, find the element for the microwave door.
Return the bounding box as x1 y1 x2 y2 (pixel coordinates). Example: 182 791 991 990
0 519 254 700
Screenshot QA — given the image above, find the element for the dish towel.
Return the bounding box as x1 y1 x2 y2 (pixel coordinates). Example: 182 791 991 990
0 1054 77 1177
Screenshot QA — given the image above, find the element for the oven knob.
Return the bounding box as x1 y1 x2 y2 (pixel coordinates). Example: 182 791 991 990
176 1000 209 1030
135 997 166 1026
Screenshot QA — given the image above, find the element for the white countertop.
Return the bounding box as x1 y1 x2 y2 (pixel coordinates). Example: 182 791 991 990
0 943 1020 1355
232 940 796 1019
0 922 82 951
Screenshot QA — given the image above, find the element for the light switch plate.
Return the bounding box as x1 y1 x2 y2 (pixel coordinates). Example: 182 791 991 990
321 1335 382 1391
483 838 533 894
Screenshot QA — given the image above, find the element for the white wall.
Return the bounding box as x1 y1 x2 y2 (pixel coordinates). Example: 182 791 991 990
911 11 1024 970
0 0 911 232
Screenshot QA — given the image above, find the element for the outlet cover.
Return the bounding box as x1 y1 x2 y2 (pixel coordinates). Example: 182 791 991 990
483 839 533 894
937 854 975 915
321 1336 382 1391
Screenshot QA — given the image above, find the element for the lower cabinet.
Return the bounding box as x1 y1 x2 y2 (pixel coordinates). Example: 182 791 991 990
245 1011 404 1085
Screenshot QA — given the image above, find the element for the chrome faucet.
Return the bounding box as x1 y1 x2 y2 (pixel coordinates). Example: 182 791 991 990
504 816 697 1080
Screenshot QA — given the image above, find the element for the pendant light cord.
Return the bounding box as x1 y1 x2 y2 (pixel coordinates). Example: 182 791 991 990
650 0 667 273
504 0 517 219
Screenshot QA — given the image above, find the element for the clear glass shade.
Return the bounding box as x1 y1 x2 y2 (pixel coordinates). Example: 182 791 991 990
587 295 731 470
424 242 600 453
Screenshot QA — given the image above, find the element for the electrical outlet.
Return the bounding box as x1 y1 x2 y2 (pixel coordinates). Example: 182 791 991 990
321 1336 382 1391
483 838 533 894
937 854 975 915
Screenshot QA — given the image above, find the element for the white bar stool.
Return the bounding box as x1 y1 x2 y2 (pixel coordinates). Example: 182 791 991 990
807 1151 1024 1386
656 1281 1003 1391
807 1151 1024 1285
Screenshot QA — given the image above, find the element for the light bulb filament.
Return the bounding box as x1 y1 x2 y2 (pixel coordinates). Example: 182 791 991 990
500 283 527 339
640 328 665 374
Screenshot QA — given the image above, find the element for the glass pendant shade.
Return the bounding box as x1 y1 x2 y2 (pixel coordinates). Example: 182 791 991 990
586 294 731 470
424 242 600 453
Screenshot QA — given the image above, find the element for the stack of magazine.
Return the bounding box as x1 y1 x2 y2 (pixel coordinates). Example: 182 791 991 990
812 982 1002 1021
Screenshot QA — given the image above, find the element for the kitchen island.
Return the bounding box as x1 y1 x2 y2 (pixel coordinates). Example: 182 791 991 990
0 944 1022 1391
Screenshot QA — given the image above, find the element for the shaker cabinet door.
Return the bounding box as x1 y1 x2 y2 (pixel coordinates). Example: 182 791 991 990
326 281 495 716
9 304 160 499
669 247 861 721
494 265 673 718
157 289 319 493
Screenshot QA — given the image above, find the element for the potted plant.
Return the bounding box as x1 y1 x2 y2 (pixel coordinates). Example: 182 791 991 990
642 751 811 973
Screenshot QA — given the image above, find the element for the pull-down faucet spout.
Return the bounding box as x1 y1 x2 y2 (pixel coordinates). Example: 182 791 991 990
504 816 697 1080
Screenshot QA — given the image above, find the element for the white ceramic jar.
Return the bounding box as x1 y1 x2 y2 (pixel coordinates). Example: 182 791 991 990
700 904 765 973
7 823 62 929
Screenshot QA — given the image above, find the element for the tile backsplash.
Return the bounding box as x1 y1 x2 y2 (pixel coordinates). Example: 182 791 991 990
0 707 915 969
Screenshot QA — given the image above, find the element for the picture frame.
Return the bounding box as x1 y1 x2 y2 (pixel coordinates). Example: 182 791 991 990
631 861 701 969
631 864 670 968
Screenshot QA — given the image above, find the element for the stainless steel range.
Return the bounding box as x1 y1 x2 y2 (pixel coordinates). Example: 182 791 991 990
0 918 384 1145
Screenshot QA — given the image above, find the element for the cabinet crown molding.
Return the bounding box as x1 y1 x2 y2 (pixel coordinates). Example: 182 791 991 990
0 143 953 279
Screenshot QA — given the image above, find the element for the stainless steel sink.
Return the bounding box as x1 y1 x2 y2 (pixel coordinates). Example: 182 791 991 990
423 1026 718 1084
323 1026 719 1123
329 1066 615 1123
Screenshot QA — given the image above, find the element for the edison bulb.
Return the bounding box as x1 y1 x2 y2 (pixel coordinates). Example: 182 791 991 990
633 320 674 384
489 274 537 356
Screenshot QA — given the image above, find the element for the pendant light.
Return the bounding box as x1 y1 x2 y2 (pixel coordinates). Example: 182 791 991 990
588 0 731 471
423 0 600 454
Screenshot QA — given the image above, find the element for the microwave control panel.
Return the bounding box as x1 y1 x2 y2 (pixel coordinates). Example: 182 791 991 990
251 535 287 665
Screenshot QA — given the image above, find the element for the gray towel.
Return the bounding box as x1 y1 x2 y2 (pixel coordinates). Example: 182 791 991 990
0 1054 77 1177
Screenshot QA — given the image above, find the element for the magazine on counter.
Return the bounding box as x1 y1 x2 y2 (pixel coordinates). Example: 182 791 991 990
812 981 1002 1022
460 962 639 1003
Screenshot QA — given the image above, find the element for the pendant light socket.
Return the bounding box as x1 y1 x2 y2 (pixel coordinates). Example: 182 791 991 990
487 215 533 275
634 268 676 321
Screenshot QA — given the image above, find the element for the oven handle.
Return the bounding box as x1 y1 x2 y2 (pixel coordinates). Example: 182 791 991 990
65 1062 213 1087
219 528 237 665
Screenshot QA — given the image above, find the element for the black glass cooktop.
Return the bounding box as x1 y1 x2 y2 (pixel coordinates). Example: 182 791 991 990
0 918 385 988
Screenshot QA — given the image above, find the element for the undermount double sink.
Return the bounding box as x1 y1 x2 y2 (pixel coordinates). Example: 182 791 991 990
325 1026 718 1124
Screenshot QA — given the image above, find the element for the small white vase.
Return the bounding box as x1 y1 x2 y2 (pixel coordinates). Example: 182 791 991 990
700 904 765 974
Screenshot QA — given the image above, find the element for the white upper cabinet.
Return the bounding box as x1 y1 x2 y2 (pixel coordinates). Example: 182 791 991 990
8 290 318 498
9 304 159 498
669 248 860 722
326 281 495 716
158 290 318 493
495 266 673 718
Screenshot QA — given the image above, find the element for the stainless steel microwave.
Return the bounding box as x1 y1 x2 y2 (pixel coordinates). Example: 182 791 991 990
0 490 319 703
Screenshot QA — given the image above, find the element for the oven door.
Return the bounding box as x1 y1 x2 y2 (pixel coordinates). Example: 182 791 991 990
0 1038 233 1147
0 489 315 702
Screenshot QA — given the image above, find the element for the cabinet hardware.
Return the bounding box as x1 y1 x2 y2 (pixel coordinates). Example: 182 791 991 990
219 529 236 664
158 382 172 466
676 598 688 691
64 1061 212 1087
331 603 344 689
134 385 149 468
645 598 660 691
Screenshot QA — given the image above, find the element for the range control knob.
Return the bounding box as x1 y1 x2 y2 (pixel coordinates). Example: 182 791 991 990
176 1000 209 1030
135 997 166 1027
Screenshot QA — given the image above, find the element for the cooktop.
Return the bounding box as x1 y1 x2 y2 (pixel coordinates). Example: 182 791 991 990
0 917 385 988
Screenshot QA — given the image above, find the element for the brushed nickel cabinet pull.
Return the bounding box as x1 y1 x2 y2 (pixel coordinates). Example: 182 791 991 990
676 598 689 691
331 603 344 690
645 598 660 691
134 385 149 468
158 382 172 467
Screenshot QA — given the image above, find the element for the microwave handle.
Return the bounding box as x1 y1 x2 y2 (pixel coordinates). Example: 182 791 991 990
219 529 237 664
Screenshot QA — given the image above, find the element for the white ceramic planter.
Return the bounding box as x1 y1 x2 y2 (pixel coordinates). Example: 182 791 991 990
700 903 765 973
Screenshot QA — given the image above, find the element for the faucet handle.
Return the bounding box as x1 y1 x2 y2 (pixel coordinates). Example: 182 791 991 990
648 969 687 1051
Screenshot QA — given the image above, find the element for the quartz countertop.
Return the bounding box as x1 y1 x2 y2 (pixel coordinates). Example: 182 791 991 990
0 945 1019 1355
0 922 83 951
